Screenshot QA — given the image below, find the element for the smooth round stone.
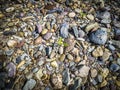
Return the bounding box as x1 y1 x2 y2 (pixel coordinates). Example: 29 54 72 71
117 58 120 65
6 7 14 12
62 69 70 85
67 54 73 60
89 28 107 45
41 29 48 35
90 69 98 78
74 56 81 63
101 19 111 24
68 12 76 17
102 49 111 61
108 44 115 51
87 14 94 20
34 37 42 45
59 54 65 61
78 30 85 38
23 79 36 90
110 63 120 72
59 46 64 54
7 39 17 47
97 75 103 83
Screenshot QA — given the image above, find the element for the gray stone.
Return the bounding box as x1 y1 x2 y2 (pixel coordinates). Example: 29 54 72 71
110 63 120 72
72 26 79 38
62 69 70 85
23 79 36 90
108 44 115 51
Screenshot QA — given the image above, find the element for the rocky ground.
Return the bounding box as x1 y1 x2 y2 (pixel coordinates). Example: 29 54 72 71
0 0 120 90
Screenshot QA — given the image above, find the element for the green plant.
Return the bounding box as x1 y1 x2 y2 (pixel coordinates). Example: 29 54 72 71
57 37 69 47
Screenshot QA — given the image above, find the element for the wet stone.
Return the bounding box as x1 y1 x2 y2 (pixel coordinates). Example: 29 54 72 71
23 79 36 90
89 28 107 45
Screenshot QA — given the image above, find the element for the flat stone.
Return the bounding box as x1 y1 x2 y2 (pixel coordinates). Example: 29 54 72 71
23 79 36 90
89 28 107 45
67 54 73 60
110 63 120 72
41 29 48 35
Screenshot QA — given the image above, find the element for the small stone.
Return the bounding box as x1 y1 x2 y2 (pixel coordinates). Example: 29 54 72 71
32 68 39 73
59 54 65 61
89 28 107 45
51 74 62 89
78 65 90 77
67 54 73 60
110 63 120 72
72 26 79 38
78 30 85 38
34 37 42 45
90 68 98 78
51 61 58 68
0 13 4 18
23 79 36 90
92 46 103 57
59 46 64 54
62 69 70 85
49 51 56 59
7 40 17 47
102 49 111 61
87 14 94 20
46 22 51 30
108 44 115 51
60 23 69 38
117 58 120 65
35 69 43 80
111 40 120 48
71 78 82 90
116 80 120 87
17 60 25 69
85 22 99 32
6 62 16 77
6 7 14 12
43 32 52 40
45 46 52 56
74 56 81 63
97 75 103 83
100 80 107 87
41 29 48 35
5 49 14 56
68 12 76 17
101 19 111 24
36 24 42 33
101 68 109 78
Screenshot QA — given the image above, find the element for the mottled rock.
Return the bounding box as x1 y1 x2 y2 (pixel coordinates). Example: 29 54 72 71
60 23 69 38
35 69 43 80
67 54 73 60
41 29 48 35
92 46 103 57
51 61 58 68
90 68 98 78
78 65 90 77
72 26 79 38
117 58 120 65
23 79 36 90
60 54 65 61
89 28 107 45
59 46 64 54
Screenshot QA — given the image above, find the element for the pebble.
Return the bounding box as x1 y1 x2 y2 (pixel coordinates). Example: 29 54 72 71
74 56 81 63
60 23 69 38
34 37 42 45
68 12 76 17
6 7 15 12
92 46 103 57
85 22 99 32
102 49 111 61
90 68 98 78
78 65 90 77
72 26 79 38
6 62 16 77
67 54 73 60
71 78 82 90
111 40 120 48
51 61 58 68
35 69 43 80
49 51 56 58
23 79 36 90
117 58 120 65
86 14 94 20
62 69 70 85
43 32 52 40
5 49 14 56
46 46 52 56
59 46 64 54
78 30 85 38
41 29 48 35
110 63 120 72
97 75 103 83
7 39 17 47
51 74 62 89
108 44 115 51
36 24 42 33
89 28 107 45
100 80 107 87
59 54 66 61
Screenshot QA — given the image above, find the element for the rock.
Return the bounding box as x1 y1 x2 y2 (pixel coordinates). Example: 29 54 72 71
100 80 107 87
101 19 111 24
35 69 43 80
43 32 52 40
72 26 79 38
51 74 62 89
67 54 73 60
87 14 94 20
60 23 69 38
59 46 64 54
46 46 52 56
59 54 65 61
32 68 39 73
6 7 14 12
101 68 109 78
5 49 14 56
78 65 90 77
85 22 99 32
23 79 36 90
90 68 98 78
36 24 42 33
6 62 16 77
74 56 81 63
34 37 42 45
49 51 56 58
68 12 76 17
71 78 82 90
102 49 111 61
92 46 103 57
62 69 70 85
7 40 17 47
97 75 103 83
41 29 48 35
111 40 120 48
108 44 115 51
114 28 120 40
89 28 107 45
46 22 51 30
117 58 120 65
110 63 120 72
78 30 85 38
51 61 58 68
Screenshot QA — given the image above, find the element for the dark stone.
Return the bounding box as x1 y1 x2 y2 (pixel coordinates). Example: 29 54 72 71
110 63 120 72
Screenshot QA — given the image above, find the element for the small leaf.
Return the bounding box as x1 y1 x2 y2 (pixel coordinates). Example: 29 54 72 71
63 42 69 47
